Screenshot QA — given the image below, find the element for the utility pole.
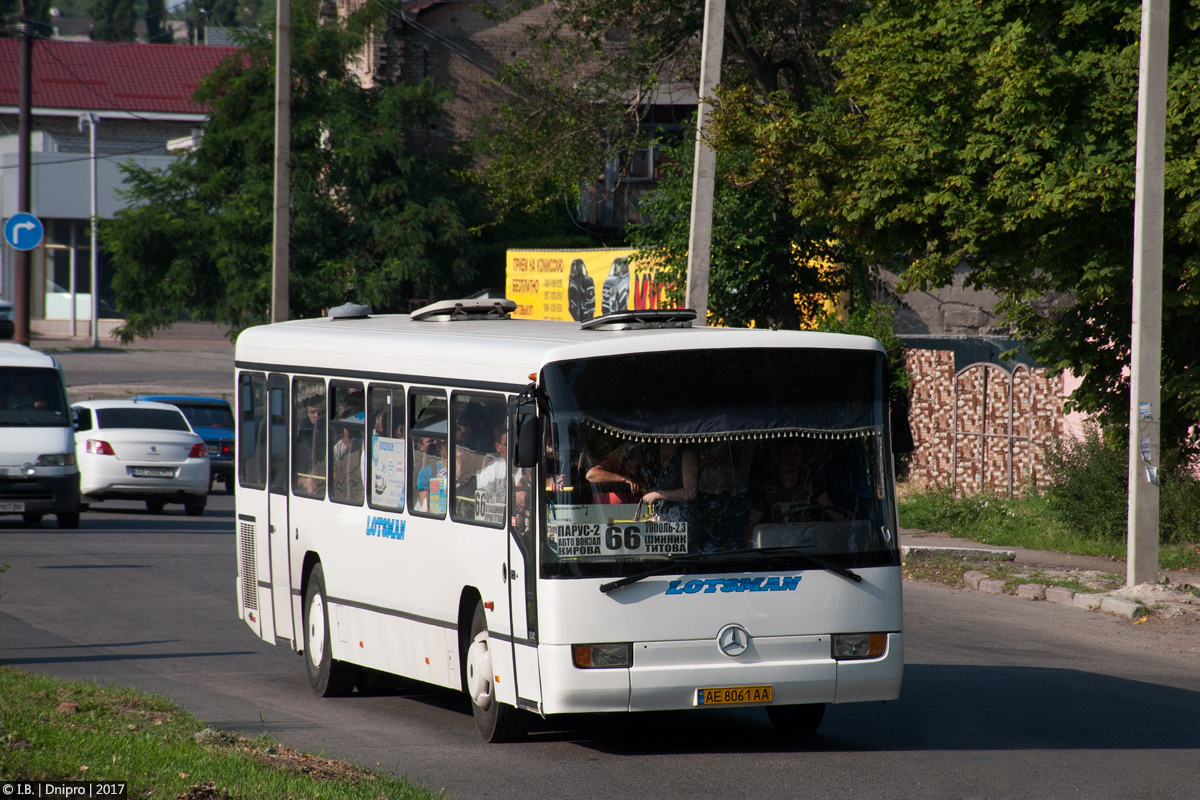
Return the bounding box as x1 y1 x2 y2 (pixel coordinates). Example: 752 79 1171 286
79 113 100 348
15 0 33 345
684 0 726 325
1127 0 1169 587
271 0 291 323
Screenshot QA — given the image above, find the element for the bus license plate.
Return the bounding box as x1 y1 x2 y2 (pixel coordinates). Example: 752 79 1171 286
695 685 773 706
0 501 25 512
130 467 175 478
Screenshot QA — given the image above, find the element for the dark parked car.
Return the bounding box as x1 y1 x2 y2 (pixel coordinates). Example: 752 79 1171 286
133 395 235 493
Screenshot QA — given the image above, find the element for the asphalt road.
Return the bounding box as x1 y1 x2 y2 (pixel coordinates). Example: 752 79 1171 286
2 496 1200 799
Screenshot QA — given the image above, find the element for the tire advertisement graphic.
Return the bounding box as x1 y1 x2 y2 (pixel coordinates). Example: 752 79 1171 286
600 257 630 315
506 249 670 321
567 259 596 321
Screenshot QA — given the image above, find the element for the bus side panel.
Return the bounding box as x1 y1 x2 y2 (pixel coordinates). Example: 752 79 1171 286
235 496 271 643
513 644 541 707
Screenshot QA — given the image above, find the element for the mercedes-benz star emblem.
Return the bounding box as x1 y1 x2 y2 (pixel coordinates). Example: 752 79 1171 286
717 624 750 658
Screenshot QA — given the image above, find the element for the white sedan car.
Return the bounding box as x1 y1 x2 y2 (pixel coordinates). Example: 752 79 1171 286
73 399 210 515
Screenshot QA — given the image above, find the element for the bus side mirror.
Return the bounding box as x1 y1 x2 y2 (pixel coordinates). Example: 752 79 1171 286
514 412 539 468
890 385 914 454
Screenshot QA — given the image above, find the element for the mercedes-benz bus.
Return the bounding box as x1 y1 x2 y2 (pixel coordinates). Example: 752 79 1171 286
233 300 906 742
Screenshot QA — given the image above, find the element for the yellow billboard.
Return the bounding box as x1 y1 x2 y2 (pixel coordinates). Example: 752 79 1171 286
506 249 674 321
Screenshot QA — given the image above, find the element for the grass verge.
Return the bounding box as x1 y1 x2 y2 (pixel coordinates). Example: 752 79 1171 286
897 487 1200 571
0 667 440 800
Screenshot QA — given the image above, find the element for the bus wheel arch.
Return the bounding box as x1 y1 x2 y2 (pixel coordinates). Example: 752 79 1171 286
460 592 525 742
302 560 356 697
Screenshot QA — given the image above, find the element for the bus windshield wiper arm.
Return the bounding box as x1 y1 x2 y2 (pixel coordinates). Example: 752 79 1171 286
599 552 745 594
747 547 862 583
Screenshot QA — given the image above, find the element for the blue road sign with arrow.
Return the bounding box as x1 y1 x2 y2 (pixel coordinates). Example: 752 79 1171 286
5 213 45 251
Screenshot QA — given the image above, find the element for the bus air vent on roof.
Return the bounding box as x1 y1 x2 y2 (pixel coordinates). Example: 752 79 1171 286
410 298 517 322
329 302 373 320
581 308 697 331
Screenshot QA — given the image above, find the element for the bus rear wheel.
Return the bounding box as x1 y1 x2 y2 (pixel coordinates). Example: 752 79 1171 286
304 563 356 697
465 600 525 743
766 703 826 736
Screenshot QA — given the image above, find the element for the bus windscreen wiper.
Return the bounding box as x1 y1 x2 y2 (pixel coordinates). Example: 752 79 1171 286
746 546 862 584
599 547 861 594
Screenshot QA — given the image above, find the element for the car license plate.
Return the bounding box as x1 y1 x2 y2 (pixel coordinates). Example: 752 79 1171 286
130 467 175 478
0 501 26 512
695 685 773 706
205 444 219 456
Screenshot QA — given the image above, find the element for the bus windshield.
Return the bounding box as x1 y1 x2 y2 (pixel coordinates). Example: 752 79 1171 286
539 347 899 579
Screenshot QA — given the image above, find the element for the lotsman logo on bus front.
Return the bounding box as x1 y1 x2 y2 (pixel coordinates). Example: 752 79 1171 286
366 516 405 541
664 576 802 595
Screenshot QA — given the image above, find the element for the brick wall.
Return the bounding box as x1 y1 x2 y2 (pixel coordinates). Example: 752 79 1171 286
905 349 1065 496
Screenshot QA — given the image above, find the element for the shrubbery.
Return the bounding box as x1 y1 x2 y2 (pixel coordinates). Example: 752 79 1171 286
1045 425 1200 546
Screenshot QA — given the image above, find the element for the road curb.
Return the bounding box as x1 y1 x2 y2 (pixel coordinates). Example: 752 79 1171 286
901 545 1016 561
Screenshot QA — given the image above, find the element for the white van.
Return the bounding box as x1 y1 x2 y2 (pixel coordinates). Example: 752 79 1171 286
0 344 81 528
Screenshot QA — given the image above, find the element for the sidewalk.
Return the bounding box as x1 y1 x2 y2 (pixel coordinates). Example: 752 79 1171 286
30 321 234 352
901 528 1200 623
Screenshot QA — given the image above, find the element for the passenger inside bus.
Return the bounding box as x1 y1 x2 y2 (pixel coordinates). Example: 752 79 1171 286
640 441 698 524
295 391 327 496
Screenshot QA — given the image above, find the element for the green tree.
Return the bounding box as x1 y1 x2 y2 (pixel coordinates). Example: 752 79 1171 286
477 0 863 214
145 0 169 42
717 0 1200 466
0 0 53 37
90 0 136 41
626 132 860 329
103 1 482 340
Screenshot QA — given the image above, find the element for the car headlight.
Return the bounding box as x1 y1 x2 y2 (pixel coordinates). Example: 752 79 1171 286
36 453 76 467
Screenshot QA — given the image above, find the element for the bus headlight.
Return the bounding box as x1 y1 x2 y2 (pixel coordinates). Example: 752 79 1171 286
832 633 887 660
572 643 632 669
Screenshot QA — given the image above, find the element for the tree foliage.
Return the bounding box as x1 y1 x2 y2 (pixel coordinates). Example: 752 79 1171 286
477 0 863 212
102 1 482 341
90 0 136 41
626 132 862 329
713 0 1200 465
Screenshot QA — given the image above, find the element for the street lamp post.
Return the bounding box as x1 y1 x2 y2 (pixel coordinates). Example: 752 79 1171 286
78 112 100 348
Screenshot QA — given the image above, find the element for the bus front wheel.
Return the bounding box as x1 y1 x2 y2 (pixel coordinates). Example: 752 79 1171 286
304 563 356 697
466 600 525 743
766 703 826 736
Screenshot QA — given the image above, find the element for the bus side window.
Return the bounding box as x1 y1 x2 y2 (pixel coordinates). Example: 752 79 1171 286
450 393 507 527
368 385 405 512
238 373 266 490
329 382 365 506
409 392 448 517
292 378 326 499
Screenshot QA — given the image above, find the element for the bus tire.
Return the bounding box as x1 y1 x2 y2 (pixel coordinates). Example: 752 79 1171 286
466 600 525 743
304 563 356 697
766 703 826 736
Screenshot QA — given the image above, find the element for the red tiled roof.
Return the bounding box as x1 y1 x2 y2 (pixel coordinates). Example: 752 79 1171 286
0 39 242 115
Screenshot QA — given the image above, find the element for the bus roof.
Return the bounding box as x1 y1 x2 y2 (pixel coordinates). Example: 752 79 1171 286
234 313 885 389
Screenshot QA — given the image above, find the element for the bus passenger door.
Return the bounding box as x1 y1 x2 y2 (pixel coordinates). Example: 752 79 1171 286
267 374 295 647
507 405 541 710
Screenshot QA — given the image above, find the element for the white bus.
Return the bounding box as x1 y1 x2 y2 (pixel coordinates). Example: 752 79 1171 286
234 300 907 742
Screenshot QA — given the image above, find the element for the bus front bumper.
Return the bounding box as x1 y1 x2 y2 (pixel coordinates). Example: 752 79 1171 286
538 632 903 715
